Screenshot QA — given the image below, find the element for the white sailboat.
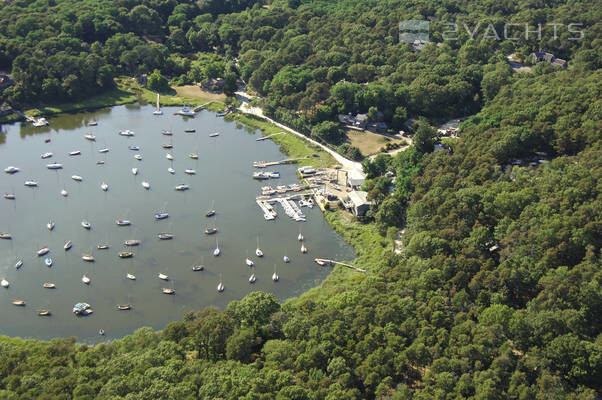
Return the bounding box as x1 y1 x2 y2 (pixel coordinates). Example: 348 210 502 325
1 278 9 288
272 264 279 282
158 273 169 281
301 244 307 253
256 236 264 257
61 189 68 197
213 238 220 256
101 182 108 191
132 168 138 175
217 273 224 292
126 273 136 280
153 94 163 115
283 253 290 263
245 254 254 267
249 272 256 283
298 229 304 241
142 181 150 189
82 275 91 285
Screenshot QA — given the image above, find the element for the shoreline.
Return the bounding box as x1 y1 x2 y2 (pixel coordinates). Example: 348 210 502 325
0 89 387 344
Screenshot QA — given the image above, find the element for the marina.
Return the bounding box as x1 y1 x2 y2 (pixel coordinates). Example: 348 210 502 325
0 104 354 343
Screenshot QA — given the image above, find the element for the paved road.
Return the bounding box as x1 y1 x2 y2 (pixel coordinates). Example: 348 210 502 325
237 100 364 176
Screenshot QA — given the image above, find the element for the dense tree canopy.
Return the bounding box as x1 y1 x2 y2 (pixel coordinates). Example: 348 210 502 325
0 0 600 398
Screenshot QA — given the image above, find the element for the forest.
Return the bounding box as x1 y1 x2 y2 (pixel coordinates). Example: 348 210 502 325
0 0 601 398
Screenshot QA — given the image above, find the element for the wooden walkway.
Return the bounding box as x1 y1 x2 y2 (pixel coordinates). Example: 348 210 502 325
253 156 309 168
193 101 213 112
256 132 283 141
314 258 366 272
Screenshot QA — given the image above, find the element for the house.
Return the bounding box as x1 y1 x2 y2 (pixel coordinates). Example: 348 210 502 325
531 51 567 69
347 190 370 216
355 114 368 129
347 169 366 188
203 78 225 92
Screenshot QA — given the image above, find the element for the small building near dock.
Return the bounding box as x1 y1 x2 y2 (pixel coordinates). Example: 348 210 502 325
347 190 370 216
347 169 365 188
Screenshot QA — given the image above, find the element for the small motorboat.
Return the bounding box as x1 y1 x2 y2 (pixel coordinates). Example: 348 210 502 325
42 282 56 289
82 254 95 262
97 160 105 166
245 258 254 267
0 233 12 240
37 309 51 316
166 153 174 160
1 278 9 288
44 138 51 143
184 128 196 133
184 169 196 175
37 247 49 256
134 154 142 161
101 182 108 191
189 153 199 159
168 167 175 174
47 220 55 230
72 302 91 315
116 219 131 226
154 212 168 220
209 132 219 137
256 248 264 257
4 193 16 199
64 241 72 250
283 255 290 263
116 304 132 310
124 239 141 246
204 226 217 235
315 259 327 266
132 168 138 175
12 300 26 306
119 130 135 136
98 148 109 153
205 210 215 217
298 233 304 241
175 184 189 191
249 273 256 283
46 163 63 169
61 189 68 197
301 244 307 253
157 233 174 240
162 288 175 294
4 166 20 173
82 275 91 285
142 181 150 189
126 273 136 280
128 145 140 151
84 134 96 141
158 273 169 280
161 130 172 136
69 150 81 156
162 143 173 149
15 259 23 269
192 265 204 271
97 244 109 250
177 105 195 117
24 180 38 187
44 258 53 267
81 220 91 229
119 251 134 258
72 175 83 181
40 152 53 159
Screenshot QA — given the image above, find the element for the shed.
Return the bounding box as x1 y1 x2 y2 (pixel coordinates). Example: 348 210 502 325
347 191 370 216
347 169 365 188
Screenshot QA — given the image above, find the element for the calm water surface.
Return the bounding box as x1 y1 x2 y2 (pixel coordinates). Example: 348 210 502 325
0 104 354 343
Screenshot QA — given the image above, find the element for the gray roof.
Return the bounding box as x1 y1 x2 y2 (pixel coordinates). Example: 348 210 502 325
348 190 369 206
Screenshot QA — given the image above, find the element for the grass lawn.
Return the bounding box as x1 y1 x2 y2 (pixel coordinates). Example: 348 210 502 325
346 129 407 156
231 113 336 169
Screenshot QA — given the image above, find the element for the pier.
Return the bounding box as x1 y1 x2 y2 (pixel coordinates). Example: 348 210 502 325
253 156 309 168
256 132 283 141
314 258 366 272
193 101 214 112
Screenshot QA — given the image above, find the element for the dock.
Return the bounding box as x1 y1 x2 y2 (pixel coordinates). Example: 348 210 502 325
193 101 214 112
253 156 309 168
256 132 283 141
314 258 366 273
